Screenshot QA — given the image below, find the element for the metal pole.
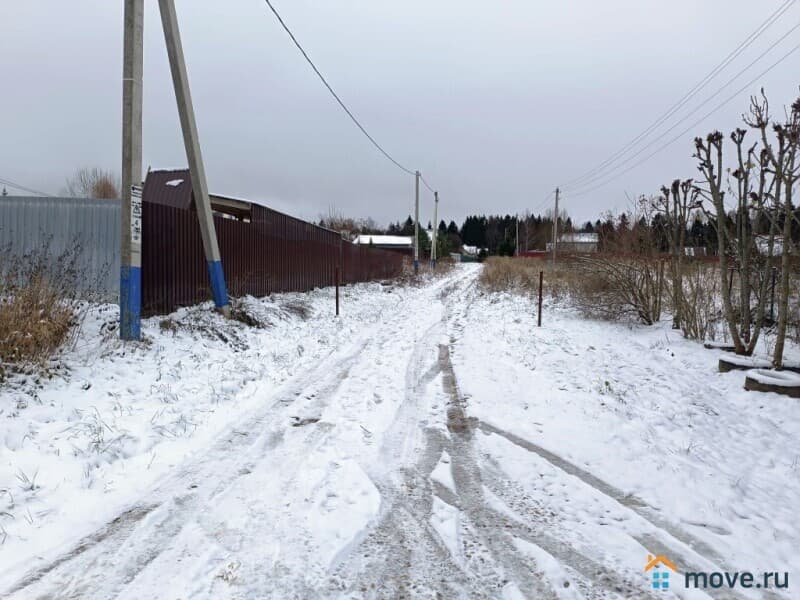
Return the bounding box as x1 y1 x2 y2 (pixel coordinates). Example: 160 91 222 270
414 170 420 275
158 0 230 315
538 270 543 327
120 0 144 341
431 191 438 268
553 187 559 264
335 266 340 317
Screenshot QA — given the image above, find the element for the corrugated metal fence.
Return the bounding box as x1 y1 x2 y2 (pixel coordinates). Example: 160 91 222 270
141 201 404 315
0 196 120 298
1 195 404 314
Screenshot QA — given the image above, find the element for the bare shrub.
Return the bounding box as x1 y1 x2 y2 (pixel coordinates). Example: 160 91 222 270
568 256 664 325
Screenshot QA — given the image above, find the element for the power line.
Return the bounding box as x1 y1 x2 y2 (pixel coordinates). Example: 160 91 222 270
560 0 796 190
530 190 554 215
420 173 436 194
0 176 52 197
563 18 800 194
262 0 417 177
563 39 800 199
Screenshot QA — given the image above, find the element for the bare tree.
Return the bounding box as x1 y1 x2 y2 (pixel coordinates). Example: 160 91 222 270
745 91 800 368
653 179 693 331
64 167 120 199
694 131 745 351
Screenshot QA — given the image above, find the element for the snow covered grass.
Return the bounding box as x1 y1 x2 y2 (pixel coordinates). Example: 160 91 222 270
450 285 800 586
0 279 407 573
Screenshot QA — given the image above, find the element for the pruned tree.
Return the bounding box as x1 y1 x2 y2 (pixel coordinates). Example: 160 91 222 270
694 130 745 351
744 90 800 368
652 179 694 331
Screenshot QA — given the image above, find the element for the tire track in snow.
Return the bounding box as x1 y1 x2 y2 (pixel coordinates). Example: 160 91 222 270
475 420 762 599
332 268 519 598
440 340 666 598
2 339 371 599
446 281 770 600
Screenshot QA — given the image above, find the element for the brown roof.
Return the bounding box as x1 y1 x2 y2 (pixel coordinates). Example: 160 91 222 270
142 169 251 220
142 169 193 210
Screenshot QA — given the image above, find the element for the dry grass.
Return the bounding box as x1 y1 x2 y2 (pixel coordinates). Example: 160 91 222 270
478 257 579 299
480 256 666 325
0 243 98 377
0 276 76 365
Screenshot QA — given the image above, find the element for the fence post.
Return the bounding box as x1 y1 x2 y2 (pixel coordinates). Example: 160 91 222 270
335 266 340 317
537 270 543 327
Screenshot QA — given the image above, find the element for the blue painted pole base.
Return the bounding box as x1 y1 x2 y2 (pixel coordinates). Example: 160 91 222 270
413 259 419 275
120 264 141 341
207 259 230 309
430 259 437 269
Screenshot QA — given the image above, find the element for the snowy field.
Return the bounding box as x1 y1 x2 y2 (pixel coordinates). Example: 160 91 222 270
1 263 797 598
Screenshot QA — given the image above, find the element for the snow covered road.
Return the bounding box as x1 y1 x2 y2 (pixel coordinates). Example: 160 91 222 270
2 264 796 598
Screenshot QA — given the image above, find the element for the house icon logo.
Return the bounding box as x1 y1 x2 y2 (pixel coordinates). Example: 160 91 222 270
645 554 679 591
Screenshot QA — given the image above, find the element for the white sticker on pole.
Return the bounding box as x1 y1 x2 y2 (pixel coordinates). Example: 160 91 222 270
131 184 143 247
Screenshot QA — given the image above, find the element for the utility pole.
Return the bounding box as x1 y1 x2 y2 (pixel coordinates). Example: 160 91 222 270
158 0 229 315
120 0 144 341
414 170 420 275
552 187 560 264
431 191 438 268
515 214 519 256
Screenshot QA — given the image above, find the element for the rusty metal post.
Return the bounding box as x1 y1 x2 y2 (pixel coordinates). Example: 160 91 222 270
537 270 543 327
335 266 340 317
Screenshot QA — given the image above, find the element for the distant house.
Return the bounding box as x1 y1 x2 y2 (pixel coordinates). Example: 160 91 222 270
462 245 486 256
683 246 707 257
546 232 599 253
754 235 784 256
353 234 413 255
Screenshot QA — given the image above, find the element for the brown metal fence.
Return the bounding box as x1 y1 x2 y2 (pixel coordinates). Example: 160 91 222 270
141 201 404 315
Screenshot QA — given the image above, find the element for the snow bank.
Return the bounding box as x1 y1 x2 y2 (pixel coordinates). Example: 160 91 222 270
746 368 800 387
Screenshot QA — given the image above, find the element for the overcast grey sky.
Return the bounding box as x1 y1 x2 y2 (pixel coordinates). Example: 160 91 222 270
2 1 799 227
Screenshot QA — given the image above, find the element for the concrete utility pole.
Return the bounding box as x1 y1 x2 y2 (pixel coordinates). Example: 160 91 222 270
159 0 229 315
552 187 560 264
431 191 439 268
120 0 144 341
414 170 420 275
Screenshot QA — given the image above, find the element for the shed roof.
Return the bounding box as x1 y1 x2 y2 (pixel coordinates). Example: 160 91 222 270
142 169 193 210
559 233 599 243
